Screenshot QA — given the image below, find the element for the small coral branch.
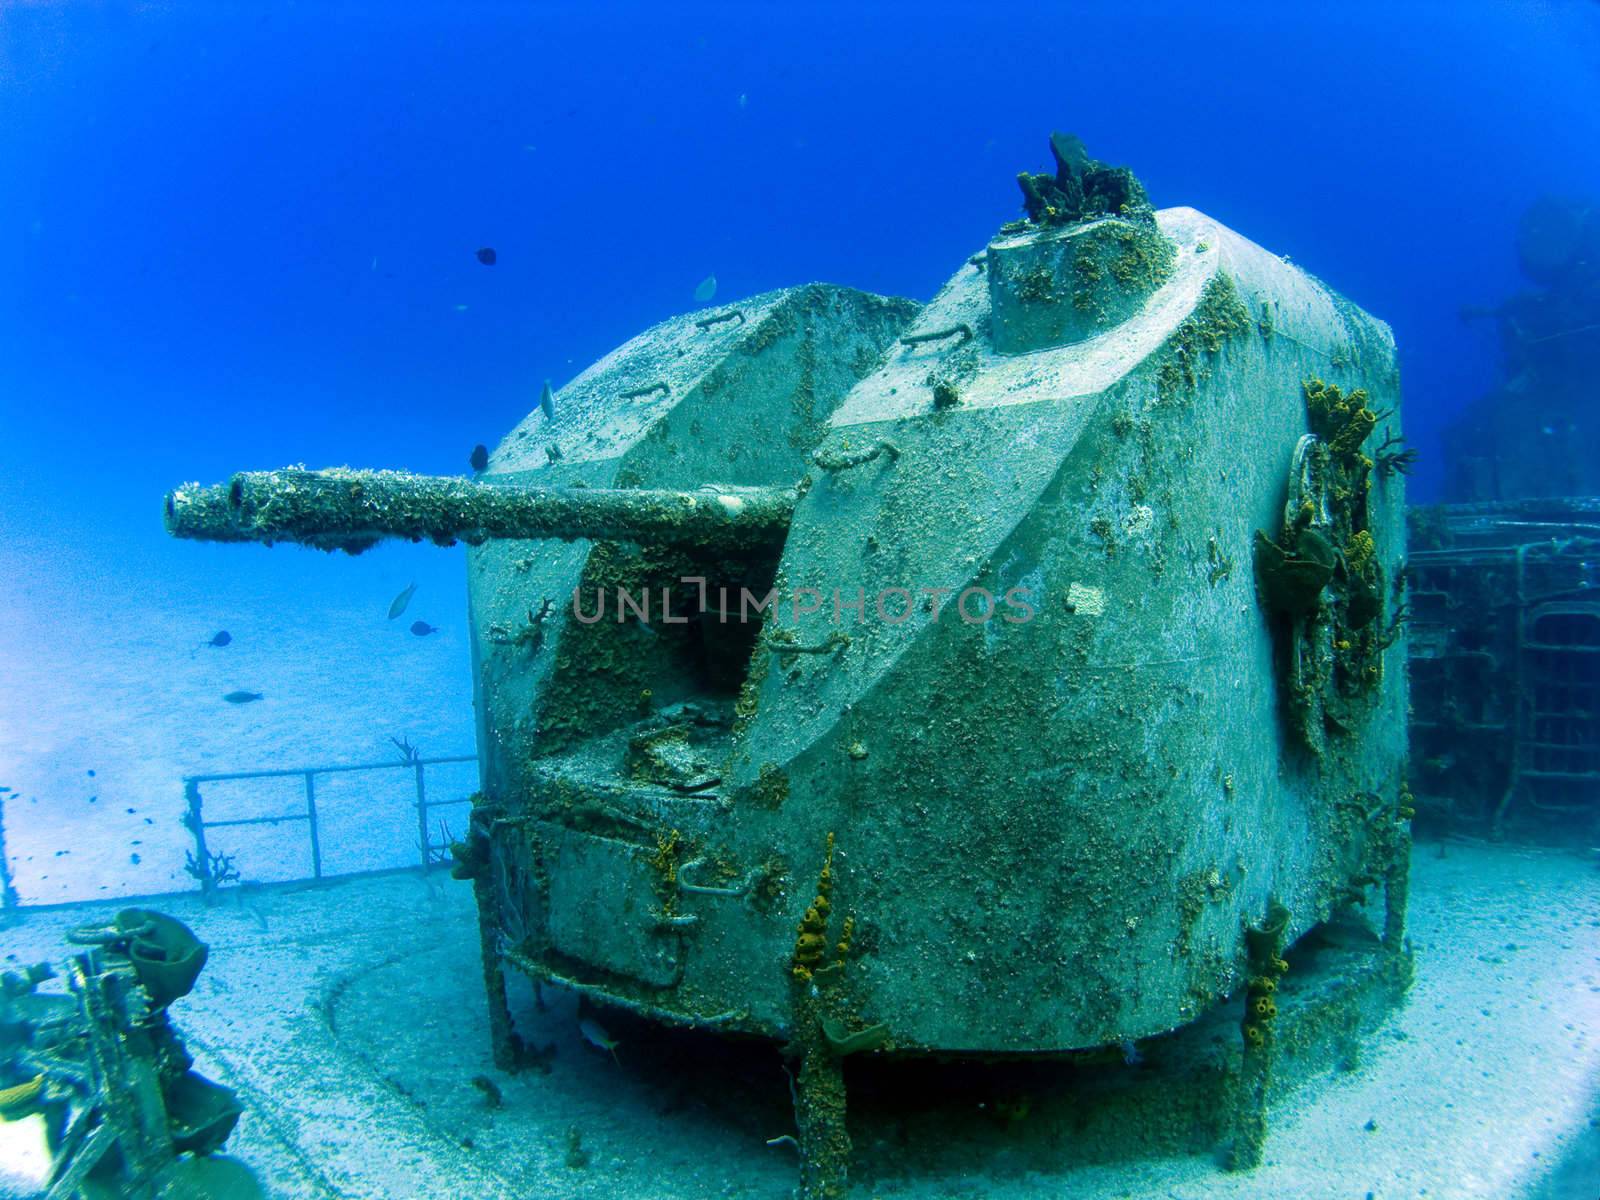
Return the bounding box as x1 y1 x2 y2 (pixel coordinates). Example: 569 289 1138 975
488 598 555 651
1375 429 1419 479
1378 602 1410 651
184 848 241 890
390 735 421 765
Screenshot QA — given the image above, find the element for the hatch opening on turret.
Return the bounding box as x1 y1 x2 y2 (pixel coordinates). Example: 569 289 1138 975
528 536 785 786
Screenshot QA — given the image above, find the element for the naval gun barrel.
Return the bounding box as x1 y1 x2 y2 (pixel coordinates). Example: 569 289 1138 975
163 467 799 553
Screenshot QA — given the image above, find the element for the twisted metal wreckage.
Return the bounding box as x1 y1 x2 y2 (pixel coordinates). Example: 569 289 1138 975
0 910 240 1199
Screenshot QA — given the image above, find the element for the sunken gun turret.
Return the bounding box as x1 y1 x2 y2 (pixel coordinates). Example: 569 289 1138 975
164 138 1413 1192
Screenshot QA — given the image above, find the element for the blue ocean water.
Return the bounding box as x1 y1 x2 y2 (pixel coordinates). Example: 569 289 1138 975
3 0 1599 545
3 5 1600 1199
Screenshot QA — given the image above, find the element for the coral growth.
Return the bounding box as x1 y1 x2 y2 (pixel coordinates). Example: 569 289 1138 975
791 833 835 981
1016 132 1154 227
1255 379 1398 749
1238 902 1291 1049
1155 274 1253 403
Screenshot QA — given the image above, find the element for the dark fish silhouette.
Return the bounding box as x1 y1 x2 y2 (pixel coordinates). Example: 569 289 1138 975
470 444 489 473
539 380 556 422
192 630 231 657
476 247 497 266
223 691 263 704
388 582 417 620
410 621 438 637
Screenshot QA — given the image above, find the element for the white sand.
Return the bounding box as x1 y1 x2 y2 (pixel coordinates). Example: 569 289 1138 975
2 838 1595 1199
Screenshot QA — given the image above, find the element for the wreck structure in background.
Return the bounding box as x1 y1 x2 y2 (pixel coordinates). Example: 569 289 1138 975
164 136 1413 1196
1448 195 1600 502
1413 196 1600 838
1408 498 1600 836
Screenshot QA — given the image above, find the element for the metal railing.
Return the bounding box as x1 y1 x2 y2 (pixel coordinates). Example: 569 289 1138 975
182 754 478 899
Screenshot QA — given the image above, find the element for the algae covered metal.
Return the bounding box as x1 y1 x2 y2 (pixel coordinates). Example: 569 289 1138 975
0 910 241 1197
164 136 1412 1190
449 143 1410 1058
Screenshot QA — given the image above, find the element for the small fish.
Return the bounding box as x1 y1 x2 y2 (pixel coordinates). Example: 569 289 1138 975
223 691 263 704
694 274 717 303
410 621 438 637
470 444 489 473
192 630 231 657
578 1016 621 1064
388 583 417 620
539 380 556 423
470 1074 503 1108
476 246 497 266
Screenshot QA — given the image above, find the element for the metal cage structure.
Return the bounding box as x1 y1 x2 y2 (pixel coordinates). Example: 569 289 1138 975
1407 497 1600 833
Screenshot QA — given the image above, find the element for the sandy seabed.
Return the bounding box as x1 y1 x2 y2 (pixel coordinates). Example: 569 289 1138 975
2 838 1596 1200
